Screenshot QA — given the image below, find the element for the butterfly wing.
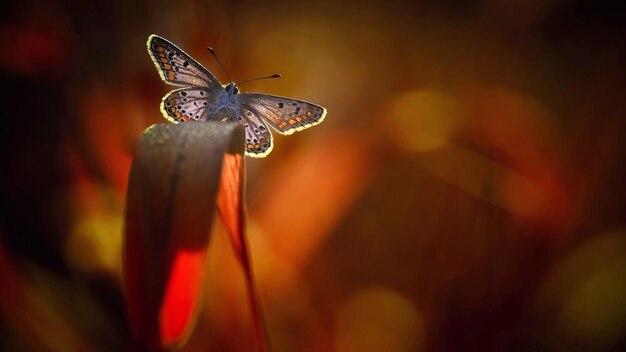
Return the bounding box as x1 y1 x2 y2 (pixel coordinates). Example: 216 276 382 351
237 105 273 157
147 34 223 90
162 87 271 157
236 93 327 135
161 87 223 122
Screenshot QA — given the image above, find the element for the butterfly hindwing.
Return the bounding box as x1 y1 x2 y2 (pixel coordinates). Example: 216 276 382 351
239 105 273 157
147 34 222 90
236 93 327 135
161 88 216 122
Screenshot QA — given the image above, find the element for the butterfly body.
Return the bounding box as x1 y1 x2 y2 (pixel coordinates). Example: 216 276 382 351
224 82 239 96
209 83 241 122
147 34 327 157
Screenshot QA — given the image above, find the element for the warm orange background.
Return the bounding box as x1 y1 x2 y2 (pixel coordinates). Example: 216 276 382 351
1 0 626 351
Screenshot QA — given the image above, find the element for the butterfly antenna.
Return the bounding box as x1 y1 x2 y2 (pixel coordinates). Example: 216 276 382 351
239 74 282 86
207 47 232 83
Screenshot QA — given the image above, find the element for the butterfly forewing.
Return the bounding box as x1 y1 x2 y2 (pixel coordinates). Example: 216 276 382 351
237 94 327 135
147 35 223 90
161 88 219 122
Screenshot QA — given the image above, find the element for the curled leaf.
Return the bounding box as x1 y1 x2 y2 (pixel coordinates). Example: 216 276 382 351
217 153 270 352
124 122 249 349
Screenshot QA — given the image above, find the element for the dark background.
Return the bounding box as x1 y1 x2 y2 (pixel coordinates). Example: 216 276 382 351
1 0 626 351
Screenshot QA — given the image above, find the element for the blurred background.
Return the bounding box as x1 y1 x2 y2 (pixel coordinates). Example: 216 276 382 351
1 0 626 351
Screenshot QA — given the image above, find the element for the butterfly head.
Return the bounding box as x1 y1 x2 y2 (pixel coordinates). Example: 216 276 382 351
225 82 239 96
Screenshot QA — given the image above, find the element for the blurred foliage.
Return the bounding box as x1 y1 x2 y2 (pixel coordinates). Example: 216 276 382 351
1 0 626 351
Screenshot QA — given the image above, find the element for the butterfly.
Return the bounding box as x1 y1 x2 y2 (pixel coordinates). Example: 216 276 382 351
146 34 327 157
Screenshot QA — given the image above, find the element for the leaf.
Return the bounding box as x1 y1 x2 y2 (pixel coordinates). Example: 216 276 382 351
217 153 270 352
124 121 269 350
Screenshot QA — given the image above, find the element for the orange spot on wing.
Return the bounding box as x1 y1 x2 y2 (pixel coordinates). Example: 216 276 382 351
157 47 164 52
163 64 171 70
288 119 296 126
306 111 312 117
278 122 287 129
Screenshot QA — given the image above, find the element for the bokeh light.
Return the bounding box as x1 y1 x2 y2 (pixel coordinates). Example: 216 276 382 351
388 89 463 152
2 0 626 351
335 287 425 352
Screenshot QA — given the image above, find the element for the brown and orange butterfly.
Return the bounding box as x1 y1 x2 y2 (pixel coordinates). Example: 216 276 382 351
147 34 327 157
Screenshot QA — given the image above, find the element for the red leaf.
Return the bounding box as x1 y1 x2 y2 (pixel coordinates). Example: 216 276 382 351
217 153 270 352
124 122 256 349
